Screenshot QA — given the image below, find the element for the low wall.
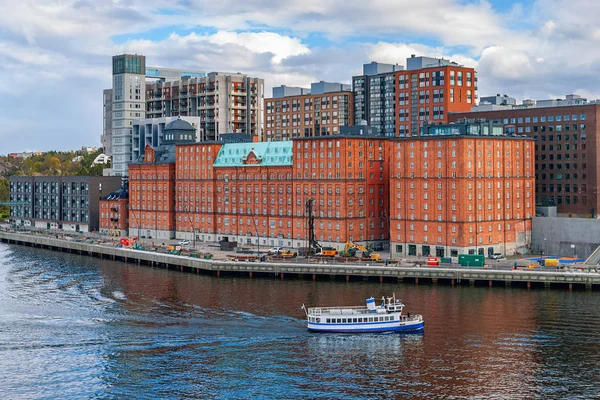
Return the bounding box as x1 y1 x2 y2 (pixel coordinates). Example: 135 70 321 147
532 217 600 258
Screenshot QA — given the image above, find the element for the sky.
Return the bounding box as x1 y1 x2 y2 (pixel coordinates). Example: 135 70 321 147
1 0 600 154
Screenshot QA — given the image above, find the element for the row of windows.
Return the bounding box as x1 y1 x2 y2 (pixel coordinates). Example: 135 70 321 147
502 114 586 124
320 316 396 324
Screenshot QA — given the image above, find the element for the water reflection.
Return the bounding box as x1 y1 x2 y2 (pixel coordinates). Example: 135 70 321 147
1 243 600 399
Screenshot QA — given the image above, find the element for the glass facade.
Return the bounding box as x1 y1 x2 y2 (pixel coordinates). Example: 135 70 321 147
113 55 145 75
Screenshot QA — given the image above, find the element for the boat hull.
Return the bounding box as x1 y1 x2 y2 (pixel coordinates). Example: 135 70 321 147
307 320 424 333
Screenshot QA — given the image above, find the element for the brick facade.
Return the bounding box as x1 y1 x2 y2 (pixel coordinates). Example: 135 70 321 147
451 104 598 216
264 91 353 141
99 198 128 236
129 145 177 239
394 65 475 137
389 136 535 257
123 133 533 255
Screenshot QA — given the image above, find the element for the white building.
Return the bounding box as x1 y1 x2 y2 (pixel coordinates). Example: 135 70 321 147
110 55 146 177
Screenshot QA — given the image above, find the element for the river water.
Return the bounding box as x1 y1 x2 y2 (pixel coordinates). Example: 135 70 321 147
1 243 600 399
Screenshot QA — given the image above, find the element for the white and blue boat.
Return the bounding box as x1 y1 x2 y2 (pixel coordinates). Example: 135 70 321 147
302 295 424 333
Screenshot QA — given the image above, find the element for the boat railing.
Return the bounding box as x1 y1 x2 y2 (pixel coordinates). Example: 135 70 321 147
308 306 386 316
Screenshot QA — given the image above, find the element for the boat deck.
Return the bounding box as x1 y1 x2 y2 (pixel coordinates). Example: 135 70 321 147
307 306 388 316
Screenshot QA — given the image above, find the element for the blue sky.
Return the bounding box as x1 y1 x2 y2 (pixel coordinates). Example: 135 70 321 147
0 0 599 153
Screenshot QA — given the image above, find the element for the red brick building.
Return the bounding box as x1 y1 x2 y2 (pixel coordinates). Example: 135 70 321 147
123 119 533 255
389 121 534 258
264 82 353 141
128 118 198 240
173 136 390 250
353 56 476 137
290 136 389 247
99 185 129 237
128 145 177 239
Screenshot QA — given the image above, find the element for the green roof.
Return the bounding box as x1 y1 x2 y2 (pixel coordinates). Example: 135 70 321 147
213 141 293 167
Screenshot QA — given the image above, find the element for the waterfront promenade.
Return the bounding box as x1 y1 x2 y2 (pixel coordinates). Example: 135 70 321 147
1 231 599 290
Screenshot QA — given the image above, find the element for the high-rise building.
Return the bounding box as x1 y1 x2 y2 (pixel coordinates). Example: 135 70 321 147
264 81 353 141
145 72 264 141
451 95 600 217
110 54 146 177
106 54 216 176
389 120 535 258
101 89 112 157
353 56 477 137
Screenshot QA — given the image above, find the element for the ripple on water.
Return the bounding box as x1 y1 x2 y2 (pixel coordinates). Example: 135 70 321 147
1 243 600 399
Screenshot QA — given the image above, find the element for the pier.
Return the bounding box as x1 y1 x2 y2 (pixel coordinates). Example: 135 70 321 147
1 231 599 290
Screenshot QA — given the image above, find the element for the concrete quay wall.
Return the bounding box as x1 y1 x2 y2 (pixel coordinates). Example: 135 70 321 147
1 231 599 290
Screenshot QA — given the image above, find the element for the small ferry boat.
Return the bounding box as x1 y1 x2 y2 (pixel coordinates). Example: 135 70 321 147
302 294 424 333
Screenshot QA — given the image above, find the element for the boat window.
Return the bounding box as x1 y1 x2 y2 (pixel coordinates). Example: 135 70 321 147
353 318 357 323
342 319 346 323
337 319 341 323
326 319 330 323
369 318 373 322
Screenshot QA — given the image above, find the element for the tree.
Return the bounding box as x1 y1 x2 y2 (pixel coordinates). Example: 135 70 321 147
50 157 61 171
0 177 8 219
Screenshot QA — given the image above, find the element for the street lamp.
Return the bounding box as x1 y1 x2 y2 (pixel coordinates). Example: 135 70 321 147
542 237 547 258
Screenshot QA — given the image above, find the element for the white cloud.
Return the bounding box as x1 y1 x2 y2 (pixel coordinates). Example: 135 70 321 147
207 31 309 64
3 0 600 153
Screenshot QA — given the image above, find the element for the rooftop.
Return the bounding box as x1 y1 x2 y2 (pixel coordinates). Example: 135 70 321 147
214 141 293 167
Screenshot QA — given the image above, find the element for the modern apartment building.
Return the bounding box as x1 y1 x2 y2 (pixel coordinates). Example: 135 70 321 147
145 72 264 141
110 54 147 177
389 120 535 258
9 176 122 232
353 56 477 137
451 95 599 216
264 81 353 141
107 54 207 176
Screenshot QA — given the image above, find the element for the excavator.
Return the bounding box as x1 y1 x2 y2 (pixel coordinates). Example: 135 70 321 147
342 241 381 261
